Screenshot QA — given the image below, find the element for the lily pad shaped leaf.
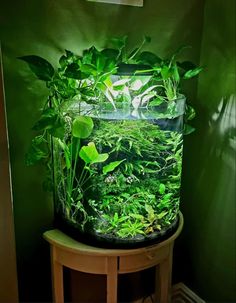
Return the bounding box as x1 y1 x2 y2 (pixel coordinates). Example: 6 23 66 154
79 142 108 164
102 159 126 175
72 116 94 139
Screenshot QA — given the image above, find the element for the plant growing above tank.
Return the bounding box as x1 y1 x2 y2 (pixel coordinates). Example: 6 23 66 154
19 36 202 246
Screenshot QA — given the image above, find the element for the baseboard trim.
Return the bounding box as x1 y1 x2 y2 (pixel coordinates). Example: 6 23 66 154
132 282 205 303
172 282 206 303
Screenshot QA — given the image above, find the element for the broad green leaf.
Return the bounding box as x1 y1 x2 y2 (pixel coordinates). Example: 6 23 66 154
96 54 106 72
79 142 98 164
80 63 97 75
65 63 88 79
136 51 162 65
183 67 203 79
72 116 94 139
79 142 108 164
18 55 54 81
92 153 108 164
161 66 171 80
101 48 119 60
102 159 126 175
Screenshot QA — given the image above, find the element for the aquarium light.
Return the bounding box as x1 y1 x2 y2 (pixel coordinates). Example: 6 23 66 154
87 0 143 7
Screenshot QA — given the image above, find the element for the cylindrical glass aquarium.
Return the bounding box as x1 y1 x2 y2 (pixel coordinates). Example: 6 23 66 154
53 65 186 248
20 37 201 248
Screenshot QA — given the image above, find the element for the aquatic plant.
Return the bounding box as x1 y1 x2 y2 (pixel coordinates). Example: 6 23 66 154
19 36 202 243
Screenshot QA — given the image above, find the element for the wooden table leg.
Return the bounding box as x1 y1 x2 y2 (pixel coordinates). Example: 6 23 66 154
106 256 118 303
154 245 173 303
51 246 64 303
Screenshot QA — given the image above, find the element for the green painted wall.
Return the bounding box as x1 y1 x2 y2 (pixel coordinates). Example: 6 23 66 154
1 0 235 302
177 0 236 301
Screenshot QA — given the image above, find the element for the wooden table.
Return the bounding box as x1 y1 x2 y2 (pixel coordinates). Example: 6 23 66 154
44 213 183 303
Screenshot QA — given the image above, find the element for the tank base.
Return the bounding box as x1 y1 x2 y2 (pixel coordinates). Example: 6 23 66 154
54 214 180 249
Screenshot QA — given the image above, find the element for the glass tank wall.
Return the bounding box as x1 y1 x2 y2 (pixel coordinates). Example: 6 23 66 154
53 71 185 247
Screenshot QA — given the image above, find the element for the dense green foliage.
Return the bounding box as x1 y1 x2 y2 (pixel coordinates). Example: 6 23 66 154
19 36 201 240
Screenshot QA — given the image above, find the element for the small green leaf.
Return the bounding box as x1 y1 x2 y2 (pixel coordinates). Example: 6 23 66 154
161 66 171 80
102 159 126 175
185 105 196 121
72 116 94 139
172 63 180 82
183 67 203 79
159 183 166 195
130 213 144 220
18 55 54 81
